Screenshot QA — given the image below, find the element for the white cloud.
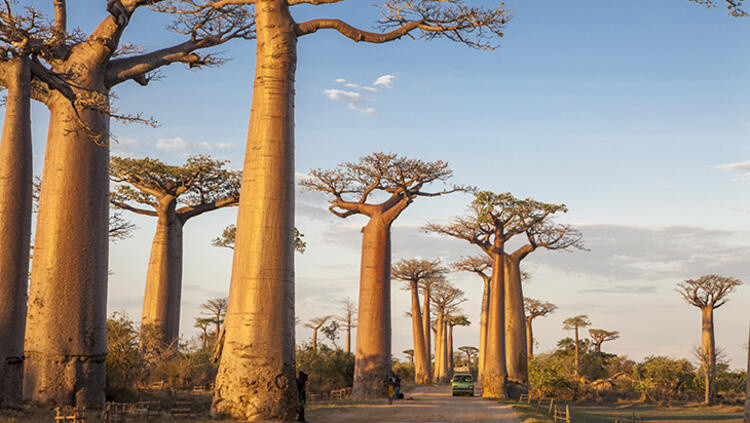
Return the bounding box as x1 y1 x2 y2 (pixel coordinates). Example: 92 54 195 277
217 143 235 150
323 89 365 105
716 160 750 182
111 137 141 155
335 78 347 83
373 74 395 89
196 141 214 150
360 108 376 116
156 137 190 152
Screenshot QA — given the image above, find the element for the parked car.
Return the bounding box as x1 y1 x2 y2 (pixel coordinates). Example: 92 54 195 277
451 373 474 396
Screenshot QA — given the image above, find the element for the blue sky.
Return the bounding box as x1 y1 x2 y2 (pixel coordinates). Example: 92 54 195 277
18 1 750 368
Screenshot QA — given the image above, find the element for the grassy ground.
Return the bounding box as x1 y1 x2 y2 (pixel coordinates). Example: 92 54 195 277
506 400 744 423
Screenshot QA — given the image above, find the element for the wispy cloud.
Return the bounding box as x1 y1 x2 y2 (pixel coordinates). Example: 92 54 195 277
111 137 142 155
716 160 750 183
155 137 236 153
324 74 397 116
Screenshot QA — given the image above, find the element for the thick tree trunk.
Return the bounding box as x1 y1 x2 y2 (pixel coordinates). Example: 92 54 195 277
422 286 432 382
478 277 490 387
526 318 533 359
434 311 447 383
448 324 454 377
410 282 430 384
312 328 318 353
0 56 32 409
504 255 528 390
25 89 110 407
212 1 298 419
483 234 507 398
595 343 602 355
702 306 716 405
141 202 183 347
744 322 750 423
346 324 351 354
575 326 581 377
352 218 392 400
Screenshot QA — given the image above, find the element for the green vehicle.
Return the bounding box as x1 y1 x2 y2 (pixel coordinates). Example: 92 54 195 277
451 373 474 396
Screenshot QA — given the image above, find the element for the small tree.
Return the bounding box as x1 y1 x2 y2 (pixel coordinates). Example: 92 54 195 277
524 298 557 358
337 298 357 355
392 258 447 385
451 255 491 385
110 155 240 345
562 315 591 377
589 329 620 355
212 224 306 253
458 346 478 368
430 280 465 384
194 317 213 350
446 314 470 376
200 297 228 342
676 274 742 405
302 152 466 398
403 349 414 366
305 316 333 353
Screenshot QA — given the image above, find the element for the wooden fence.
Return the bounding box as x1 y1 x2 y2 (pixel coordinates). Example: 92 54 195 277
517 395 570 423
54 406 87 423
309 387 352 402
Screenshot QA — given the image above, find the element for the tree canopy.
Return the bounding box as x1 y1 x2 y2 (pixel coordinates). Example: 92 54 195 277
676 274 742 309
524 298 558 320
563 315 591 331
212 224 306 253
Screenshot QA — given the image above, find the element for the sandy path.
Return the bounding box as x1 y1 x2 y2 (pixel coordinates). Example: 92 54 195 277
306 386 524 423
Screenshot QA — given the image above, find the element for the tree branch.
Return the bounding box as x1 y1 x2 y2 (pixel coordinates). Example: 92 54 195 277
177 194 239 221
110 200 158 216
296 18 422 42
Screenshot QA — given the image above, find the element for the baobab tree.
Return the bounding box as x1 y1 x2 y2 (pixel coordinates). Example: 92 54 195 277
425 191 555 398
213 224 306 253
523 298 557 358
430 280 465 384
302 152 467 399
690 0 747 16
194 317 213 349
589 329 620 355
337 298 357 355
24 2 253 406
110 155 240 345
447 314 470 377
392 258 447 385
458 346 478 368
200 297 228 342
451 255 491 385
304 316 333 353
562 315 591 378
677 274 742 405
403 349 414 366
160 0 512 416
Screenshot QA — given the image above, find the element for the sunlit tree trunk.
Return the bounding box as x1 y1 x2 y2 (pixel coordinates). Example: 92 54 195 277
422 286 432 382
525 318 533 359
141 200 184 346
212 1 297 419
504 255 528 391
410 281 430 384
702 306 716 405
573 326 580 377
345 323 351 355
0 56 32 409
448 323 454 377
434 311 447 383
353 217 392 399
483 230 507 398
26 85 110 407
478 277 489 387
312 328 318 353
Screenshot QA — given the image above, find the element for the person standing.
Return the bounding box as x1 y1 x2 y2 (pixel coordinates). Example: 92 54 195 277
297 371 308 422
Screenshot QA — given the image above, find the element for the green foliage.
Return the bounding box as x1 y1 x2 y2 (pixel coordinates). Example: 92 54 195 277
528 353 576 398
105 312 141 391
296 343 355 394
633 356 696 402
212 223 307 253
392 358 414 384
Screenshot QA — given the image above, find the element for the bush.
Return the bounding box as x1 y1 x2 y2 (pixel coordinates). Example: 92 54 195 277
296 343 355 394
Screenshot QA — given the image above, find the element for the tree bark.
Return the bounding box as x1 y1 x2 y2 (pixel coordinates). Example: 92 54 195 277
702 306 716 405
525 318 533 359
422 285 432 382
410 281 430 384
212 1 298 419
574 327 580 377
448 323 454 377
0 56 32 409
141 201 184 347
434 310 447 383
25 87 110 407
478 276 490 387
345 323 351 355
504 254 528 390
352 217 392 399
312 328 318 353
483 231 507 398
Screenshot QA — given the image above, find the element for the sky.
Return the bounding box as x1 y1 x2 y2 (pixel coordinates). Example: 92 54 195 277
15 1 750 369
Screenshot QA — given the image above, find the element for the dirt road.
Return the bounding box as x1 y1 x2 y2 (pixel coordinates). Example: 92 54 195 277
306 386 524 422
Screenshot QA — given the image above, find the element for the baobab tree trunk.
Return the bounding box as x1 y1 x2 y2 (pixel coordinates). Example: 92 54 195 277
574 327 580 377
212 1 298 419
525 318 533 359
504 255 528 393
141 202 184 347
478 277 490 387
345 323 351 354
312 328 318 353
483 233 507 399
0 56 32 409
448 324 454 376
25 88 110 407
410 281 430 384
434 311 447 383
353 217 392 400
422 286 432 382
702 306 716 405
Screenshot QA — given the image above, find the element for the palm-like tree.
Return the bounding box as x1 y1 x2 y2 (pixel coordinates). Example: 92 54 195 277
562 315 591 377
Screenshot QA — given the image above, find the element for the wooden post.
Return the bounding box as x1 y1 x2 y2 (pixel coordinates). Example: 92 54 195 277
549 398 554 414
565 404 570 423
